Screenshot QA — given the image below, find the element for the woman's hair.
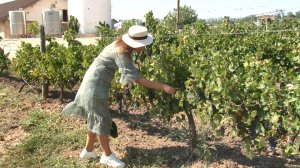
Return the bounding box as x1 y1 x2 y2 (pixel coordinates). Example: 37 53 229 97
115 36 133 53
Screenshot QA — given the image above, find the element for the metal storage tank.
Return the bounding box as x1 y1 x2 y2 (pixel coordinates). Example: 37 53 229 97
9 9 26 36
42 9 61 35
68 0 111 34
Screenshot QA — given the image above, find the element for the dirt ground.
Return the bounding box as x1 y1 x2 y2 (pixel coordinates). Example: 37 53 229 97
0 75 300 168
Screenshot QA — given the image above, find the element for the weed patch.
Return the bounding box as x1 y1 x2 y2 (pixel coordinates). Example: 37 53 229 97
0 110 95 168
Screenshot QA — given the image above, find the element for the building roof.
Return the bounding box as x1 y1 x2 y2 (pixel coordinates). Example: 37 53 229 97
0 0 39 21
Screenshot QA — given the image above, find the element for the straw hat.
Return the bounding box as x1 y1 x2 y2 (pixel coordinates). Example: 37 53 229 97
122 25 153 48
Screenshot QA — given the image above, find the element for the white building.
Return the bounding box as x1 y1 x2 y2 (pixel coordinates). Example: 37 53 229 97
68 0 111 35
0 0 111 38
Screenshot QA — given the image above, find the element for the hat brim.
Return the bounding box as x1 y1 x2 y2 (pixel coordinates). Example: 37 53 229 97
122 33 153 48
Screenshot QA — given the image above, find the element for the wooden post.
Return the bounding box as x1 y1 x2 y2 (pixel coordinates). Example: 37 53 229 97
40 25 46 53
40 25 49 99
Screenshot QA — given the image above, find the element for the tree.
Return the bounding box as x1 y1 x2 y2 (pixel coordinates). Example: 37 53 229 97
287 12 296 18
145 11 159 33
162 5 198 29
295 11 300 18
69 15 80 33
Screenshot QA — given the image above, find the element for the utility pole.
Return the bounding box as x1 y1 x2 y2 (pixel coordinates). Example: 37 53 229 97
176 0 180 29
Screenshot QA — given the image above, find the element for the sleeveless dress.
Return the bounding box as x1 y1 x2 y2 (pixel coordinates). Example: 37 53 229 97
62 42 142 135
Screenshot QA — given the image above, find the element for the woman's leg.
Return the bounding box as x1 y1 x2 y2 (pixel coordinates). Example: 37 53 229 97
85 131 97 152
98 135 112 156
98 135 125 167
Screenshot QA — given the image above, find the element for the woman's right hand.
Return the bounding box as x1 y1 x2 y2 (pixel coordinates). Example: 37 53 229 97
162 84 176 94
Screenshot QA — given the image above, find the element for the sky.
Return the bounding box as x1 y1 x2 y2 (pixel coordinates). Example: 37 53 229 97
1 0 299 20
111 0 300 20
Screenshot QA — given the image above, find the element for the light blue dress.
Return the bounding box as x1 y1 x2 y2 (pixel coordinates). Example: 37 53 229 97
62 42 142 135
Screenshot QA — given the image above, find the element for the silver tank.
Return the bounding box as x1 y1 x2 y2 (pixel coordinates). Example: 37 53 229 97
9 10 26 35
42 8 61 35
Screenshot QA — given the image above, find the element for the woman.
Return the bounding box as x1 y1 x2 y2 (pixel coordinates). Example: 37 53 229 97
62 25 176 167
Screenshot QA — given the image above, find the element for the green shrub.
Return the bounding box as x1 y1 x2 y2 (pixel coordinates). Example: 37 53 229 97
27 21 39 37
0 47 10 75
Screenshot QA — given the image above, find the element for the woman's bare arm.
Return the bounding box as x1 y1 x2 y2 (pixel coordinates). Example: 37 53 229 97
135 78 176 94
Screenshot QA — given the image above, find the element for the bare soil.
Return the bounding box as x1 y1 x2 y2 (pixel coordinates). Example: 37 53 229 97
0 75 299 168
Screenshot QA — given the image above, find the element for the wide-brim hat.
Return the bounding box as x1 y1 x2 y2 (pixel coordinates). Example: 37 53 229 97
122 25 153 48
